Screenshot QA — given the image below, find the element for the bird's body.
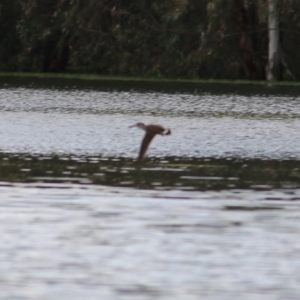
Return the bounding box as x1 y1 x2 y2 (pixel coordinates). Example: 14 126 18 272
130 123 171 161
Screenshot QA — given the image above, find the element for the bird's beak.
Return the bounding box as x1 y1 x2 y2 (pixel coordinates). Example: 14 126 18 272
129 124 136 128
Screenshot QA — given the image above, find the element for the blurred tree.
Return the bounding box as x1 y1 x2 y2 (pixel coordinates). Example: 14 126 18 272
16 0 71 71
266 0 280 80
231 0 265 79
0 0 299 80
0 0 21 70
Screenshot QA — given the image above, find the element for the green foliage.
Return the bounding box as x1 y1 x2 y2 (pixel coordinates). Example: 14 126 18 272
0 0 22 70
0 0 299 79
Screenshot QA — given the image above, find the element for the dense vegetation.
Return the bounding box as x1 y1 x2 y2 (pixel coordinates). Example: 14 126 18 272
0 0 299 80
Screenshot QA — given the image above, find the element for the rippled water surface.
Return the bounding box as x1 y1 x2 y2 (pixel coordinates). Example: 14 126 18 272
1 77 300 299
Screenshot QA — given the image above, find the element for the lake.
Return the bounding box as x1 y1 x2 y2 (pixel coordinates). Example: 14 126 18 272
0 77 300 299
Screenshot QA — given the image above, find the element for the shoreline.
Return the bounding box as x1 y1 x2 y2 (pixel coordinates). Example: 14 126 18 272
0 71 299 86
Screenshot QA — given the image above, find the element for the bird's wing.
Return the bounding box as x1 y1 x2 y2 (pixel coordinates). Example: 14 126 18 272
138 132 155 161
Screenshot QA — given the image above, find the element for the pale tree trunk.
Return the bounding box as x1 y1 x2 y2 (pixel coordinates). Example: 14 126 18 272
266 0 280 81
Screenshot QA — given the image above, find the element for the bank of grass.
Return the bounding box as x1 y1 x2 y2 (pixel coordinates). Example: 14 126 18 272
0 71 299 86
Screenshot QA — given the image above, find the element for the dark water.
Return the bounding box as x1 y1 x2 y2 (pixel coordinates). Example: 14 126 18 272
1 153 300 191
1 77 300 299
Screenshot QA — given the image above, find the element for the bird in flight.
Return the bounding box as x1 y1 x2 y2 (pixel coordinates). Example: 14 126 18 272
129 122 171 161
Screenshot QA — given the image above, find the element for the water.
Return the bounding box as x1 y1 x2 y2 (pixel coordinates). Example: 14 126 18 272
1 77 300 299
1 78 300 158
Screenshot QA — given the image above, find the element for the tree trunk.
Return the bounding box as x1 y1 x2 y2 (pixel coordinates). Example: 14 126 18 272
266 0 280 81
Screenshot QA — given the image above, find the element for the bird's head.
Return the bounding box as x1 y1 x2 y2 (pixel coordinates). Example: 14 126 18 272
129 122 146 130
